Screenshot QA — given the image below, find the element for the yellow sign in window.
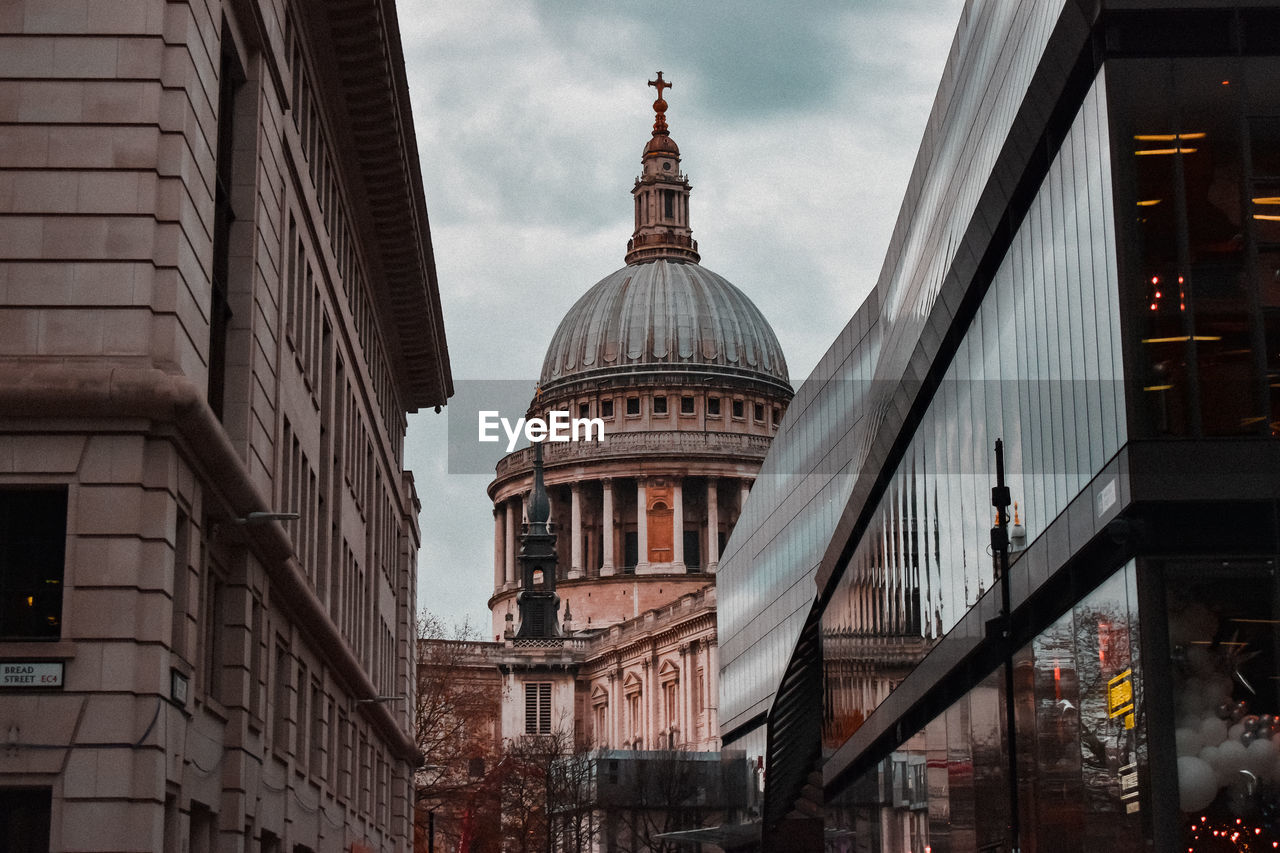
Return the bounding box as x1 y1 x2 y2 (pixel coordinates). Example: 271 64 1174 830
1108 668 1135 728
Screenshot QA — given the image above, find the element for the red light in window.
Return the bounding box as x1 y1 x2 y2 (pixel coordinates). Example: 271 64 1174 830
1155 291 1162 298
1150 303 1158 311
1151 275 1160 284
1178 276 1184 284
1223 80 1231 86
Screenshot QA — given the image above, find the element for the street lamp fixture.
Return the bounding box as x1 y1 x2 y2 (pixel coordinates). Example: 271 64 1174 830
233 511 301 525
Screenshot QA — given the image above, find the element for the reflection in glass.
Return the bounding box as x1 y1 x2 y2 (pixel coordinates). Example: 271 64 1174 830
826 564 1150 851
1165 560 1279 848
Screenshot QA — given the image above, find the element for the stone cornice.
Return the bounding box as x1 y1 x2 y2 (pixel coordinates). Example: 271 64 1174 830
307 0 452 410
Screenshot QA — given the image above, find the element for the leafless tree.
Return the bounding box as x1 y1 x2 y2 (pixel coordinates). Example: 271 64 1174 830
498 722 601 853
413 612 503 852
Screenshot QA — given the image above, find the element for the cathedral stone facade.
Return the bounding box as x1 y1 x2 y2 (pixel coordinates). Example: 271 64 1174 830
488 76 792 754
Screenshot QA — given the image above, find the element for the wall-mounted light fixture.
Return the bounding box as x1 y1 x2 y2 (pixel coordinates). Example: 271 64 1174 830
232 511 300 525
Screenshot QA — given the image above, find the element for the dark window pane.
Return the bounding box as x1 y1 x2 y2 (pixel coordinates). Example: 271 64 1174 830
0 488 67 640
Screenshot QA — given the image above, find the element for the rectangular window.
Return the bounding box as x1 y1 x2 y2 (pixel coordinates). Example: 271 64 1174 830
680 396 695 415
296 661 309 766
578 402 589 419
653 395 668 415
338 710 352 799
601 399 614 418
707 396 721 417
525 681 552 734
753 402 765 422
310 682 325 773
171 508 191 656
201 550 226 702
732 399 745 419
626 396 640 416
0 487 67 640
772 406 781 426
273 641 290 749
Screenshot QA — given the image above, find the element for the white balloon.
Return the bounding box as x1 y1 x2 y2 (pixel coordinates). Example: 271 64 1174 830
1229 722 1247 741
1200 717 1230 747
1243 738 1278 780
1179 756 1219 812
1176 727 1205 756
1216 740 1248 777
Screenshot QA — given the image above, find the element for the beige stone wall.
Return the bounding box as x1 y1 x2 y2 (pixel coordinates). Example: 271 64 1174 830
0 2 444 851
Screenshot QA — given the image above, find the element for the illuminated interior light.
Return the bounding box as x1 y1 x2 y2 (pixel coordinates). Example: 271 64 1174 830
1136 199 1162 206
1133 132 1205 141
1143 384 1173 391
1254 214 1280 221
1134 147 1198 155
1231 618 1280 624
1240 416 1267 426
1252 196 1280 204
26 596 33 606
1140 335 1222 344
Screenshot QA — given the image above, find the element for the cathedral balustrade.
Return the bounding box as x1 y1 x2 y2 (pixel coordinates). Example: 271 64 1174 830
588 586 717 652
493 430 771 480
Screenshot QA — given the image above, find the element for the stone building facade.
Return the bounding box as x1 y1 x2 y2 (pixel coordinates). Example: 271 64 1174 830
0 1 450 851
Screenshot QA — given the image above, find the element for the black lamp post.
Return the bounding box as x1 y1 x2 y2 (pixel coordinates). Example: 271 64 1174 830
990 438 1021 853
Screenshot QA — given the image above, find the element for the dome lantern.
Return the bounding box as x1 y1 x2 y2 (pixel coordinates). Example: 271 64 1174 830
626 72 700 265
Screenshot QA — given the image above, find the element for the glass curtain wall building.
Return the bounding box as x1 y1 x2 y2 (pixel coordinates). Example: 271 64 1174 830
719 1 1280 850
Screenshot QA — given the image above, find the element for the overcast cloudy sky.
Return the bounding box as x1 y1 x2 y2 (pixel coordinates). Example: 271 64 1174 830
397 0 967 632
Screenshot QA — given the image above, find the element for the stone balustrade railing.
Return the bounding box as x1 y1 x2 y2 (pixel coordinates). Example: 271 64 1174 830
493 430 771 480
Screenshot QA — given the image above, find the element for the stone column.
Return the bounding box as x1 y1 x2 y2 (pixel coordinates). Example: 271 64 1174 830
680 642 693 747
493 507 504 592
609 672 620 748
601 479 615 576
614 671 624 742
636 478 649 573
706 478 719 573
569 482 583 579
504 499 517 587
708 640 720 748
643 659 654 749
672 478 685 571
740 478 752 516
